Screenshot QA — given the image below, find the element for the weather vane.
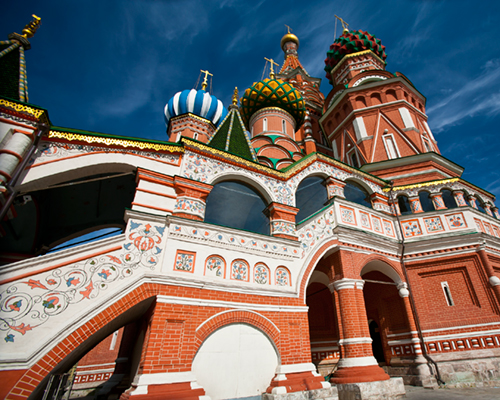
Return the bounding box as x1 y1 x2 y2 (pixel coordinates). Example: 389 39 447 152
264 57 279 79
200 69 213 91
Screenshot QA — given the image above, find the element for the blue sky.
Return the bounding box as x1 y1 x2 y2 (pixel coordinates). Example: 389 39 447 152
2 0 500 200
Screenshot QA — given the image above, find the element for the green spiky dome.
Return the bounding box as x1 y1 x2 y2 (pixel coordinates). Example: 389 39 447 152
324 30 387 84
240 78 306 127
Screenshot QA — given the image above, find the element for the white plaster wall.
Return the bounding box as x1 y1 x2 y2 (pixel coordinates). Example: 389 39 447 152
192 323 278 400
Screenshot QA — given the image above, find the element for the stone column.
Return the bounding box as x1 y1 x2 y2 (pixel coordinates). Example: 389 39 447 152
172 176 213 221
429 193 446 210
467 194 478 209
325 176 345 200
452 190 468 207
408 196 423 213
484 203 494 217
492 206 500 220
328 278 390 384
370 192 391 214
265 202 299 240
0 129 34 185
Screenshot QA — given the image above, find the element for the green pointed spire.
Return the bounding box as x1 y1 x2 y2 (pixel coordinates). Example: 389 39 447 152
208 88 257 162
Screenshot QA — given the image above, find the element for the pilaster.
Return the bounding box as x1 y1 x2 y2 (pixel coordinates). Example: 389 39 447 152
325 176 345 200
429 193 446 210
173 176 213 221
452 190 467 207
265 202 299 240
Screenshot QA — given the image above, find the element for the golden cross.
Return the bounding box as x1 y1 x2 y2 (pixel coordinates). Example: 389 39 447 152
264 57 279 79
285 24 292 34
200 69 213 91
335 15 349 32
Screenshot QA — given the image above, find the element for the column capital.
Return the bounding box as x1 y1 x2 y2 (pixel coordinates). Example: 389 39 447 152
332 278 365 291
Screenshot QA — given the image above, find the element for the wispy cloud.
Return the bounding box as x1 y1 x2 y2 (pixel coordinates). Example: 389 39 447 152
427 59 500 131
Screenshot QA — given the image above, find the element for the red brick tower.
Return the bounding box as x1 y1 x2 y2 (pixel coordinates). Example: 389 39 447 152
321 29 447 185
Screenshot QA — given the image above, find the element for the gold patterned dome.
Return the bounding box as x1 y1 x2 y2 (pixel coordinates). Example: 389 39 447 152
280 32 299 49
240 78 306 127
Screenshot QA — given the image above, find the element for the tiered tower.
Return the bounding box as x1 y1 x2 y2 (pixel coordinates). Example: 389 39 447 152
321 29 447 185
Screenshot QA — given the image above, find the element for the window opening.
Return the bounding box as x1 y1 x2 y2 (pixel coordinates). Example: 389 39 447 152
398 195 412 215
418 191 435 212
344 181 372 209
296 176 328 223
282 119 286 134
205 181 269 235
441 282 454 306
347 148 360 168
263 118 268 131
383 134 399 159
441 190 457 209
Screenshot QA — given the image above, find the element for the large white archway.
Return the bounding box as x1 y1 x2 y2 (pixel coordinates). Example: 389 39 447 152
192 323 279 400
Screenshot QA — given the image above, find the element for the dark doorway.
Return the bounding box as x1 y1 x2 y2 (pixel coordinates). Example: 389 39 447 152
369 320 385 364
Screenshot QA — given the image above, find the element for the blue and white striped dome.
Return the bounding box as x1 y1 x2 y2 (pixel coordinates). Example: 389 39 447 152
164 89 228 127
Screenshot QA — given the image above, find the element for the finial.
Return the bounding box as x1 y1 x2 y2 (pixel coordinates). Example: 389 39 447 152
285 24 292 34
264 57 279 79
232 87 239 106
335 15 349 34
200 69 213 91
22 15 42 38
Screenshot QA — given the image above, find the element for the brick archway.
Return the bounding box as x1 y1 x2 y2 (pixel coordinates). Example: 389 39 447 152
4 283 160 400
194 309 281 354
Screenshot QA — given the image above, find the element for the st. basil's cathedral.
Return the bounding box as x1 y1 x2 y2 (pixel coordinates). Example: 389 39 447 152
1 15 500 400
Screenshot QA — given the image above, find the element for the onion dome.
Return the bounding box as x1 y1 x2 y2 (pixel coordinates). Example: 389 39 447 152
324 30 387 84
240 78 306 127
164 89 228 127
280 32 299 50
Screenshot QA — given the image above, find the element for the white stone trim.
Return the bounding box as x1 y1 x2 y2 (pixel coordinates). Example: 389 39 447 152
337 356 378 368
157 295 307 314
338 337 373 345
353 117 369 141
131 371 202 395
422 328 500 342
421 321 500 334
276 362 317 375
386 331 418 338
398 108 415 129
332 278 365 291
387 338 421 346
195 309 280 333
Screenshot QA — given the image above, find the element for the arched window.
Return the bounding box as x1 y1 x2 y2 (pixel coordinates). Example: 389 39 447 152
205 181 269 235
296 176 328 223
476 199 487 214
263 118 268 131
441 189 457 209
418 191 435 212
344 180 372 209
398 195 412 215
282 119 286 134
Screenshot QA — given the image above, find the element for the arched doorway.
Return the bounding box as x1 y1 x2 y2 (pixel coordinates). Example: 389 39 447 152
305 269 339 378
361 263 408 367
